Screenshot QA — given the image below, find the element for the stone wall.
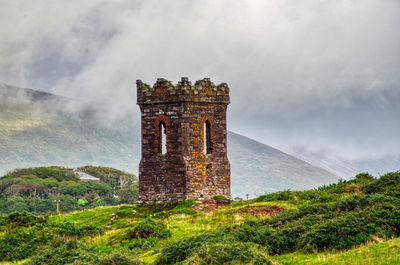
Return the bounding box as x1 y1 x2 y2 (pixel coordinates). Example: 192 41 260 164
137 77 230 203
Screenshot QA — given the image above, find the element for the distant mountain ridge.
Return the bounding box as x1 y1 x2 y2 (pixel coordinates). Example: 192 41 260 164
0 83 339 197
228 132 339 196
290 149 400 179
0 82 61 102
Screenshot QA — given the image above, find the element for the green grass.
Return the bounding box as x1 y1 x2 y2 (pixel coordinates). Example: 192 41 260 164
51 206 119 228
139 250 160 264
46 199 283 260
276 237 400 265
2 172 400 264
3 200 400 264
47 195 400 264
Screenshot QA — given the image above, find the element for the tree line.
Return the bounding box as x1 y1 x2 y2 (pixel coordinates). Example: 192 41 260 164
0 166 138 214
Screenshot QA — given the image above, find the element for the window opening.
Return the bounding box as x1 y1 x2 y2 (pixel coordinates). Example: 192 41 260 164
203 120 212 154
160 121 167 154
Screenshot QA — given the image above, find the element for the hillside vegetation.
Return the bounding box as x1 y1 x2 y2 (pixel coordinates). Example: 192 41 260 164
0 171 399 264
0 166 138 214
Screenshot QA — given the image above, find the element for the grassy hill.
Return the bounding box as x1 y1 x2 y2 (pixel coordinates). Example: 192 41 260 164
0 171 399 264
0 83 338 197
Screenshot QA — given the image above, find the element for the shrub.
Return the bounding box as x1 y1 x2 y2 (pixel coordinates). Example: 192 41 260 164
78 199 88 206
235 192 400 254
254 190 292 202
126 218 170 239
213 195 231 202
28 240 98 265
365 172 400 194
182 241 271 265
99 252 144 265
52 221 104 237
155 232 271 265
155 232 225 264
0 226 54 261
4 212 47 227
353 172 375 183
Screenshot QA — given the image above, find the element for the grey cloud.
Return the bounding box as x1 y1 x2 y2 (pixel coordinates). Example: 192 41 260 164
0 0 399 163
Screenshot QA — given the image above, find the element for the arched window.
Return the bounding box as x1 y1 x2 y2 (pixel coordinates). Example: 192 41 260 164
155 115 170 154
203 120 212 154
160 121 167 154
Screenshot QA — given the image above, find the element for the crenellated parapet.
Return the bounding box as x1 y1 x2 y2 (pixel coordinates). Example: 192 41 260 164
137 77 230 105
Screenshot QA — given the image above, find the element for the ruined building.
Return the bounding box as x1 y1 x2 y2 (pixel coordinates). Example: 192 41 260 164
136 77 230 203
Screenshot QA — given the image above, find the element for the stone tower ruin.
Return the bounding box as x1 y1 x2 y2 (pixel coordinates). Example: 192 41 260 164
136 77 230 203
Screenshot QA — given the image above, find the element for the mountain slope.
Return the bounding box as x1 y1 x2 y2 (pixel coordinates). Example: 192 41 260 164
228 132 339 197
290 149 400 179
0 83 339 197
0 82 141 174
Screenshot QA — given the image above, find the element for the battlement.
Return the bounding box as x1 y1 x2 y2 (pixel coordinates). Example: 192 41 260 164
137 77 230 104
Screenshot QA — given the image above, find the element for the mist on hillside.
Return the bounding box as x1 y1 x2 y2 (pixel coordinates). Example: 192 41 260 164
0 0 399 177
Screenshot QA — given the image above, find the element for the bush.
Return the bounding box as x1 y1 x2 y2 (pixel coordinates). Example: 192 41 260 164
52 221 104 237
28 240 98 265
0 212 106 262
365 172 400 194
133 199 197 218
254 190 292 202
254 189 344 204
213 195 231 202
78 199 88 206
155 232 225 264
99 252 144 265
4 212 47 227
0 226 54 261
235 193 400 254
353 172 375 183
155 232 271 265
126 218 170 239
182 241 271 265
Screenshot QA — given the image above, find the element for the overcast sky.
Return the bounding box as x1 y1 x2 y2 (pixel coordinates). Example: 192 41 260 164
1 0 399 163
